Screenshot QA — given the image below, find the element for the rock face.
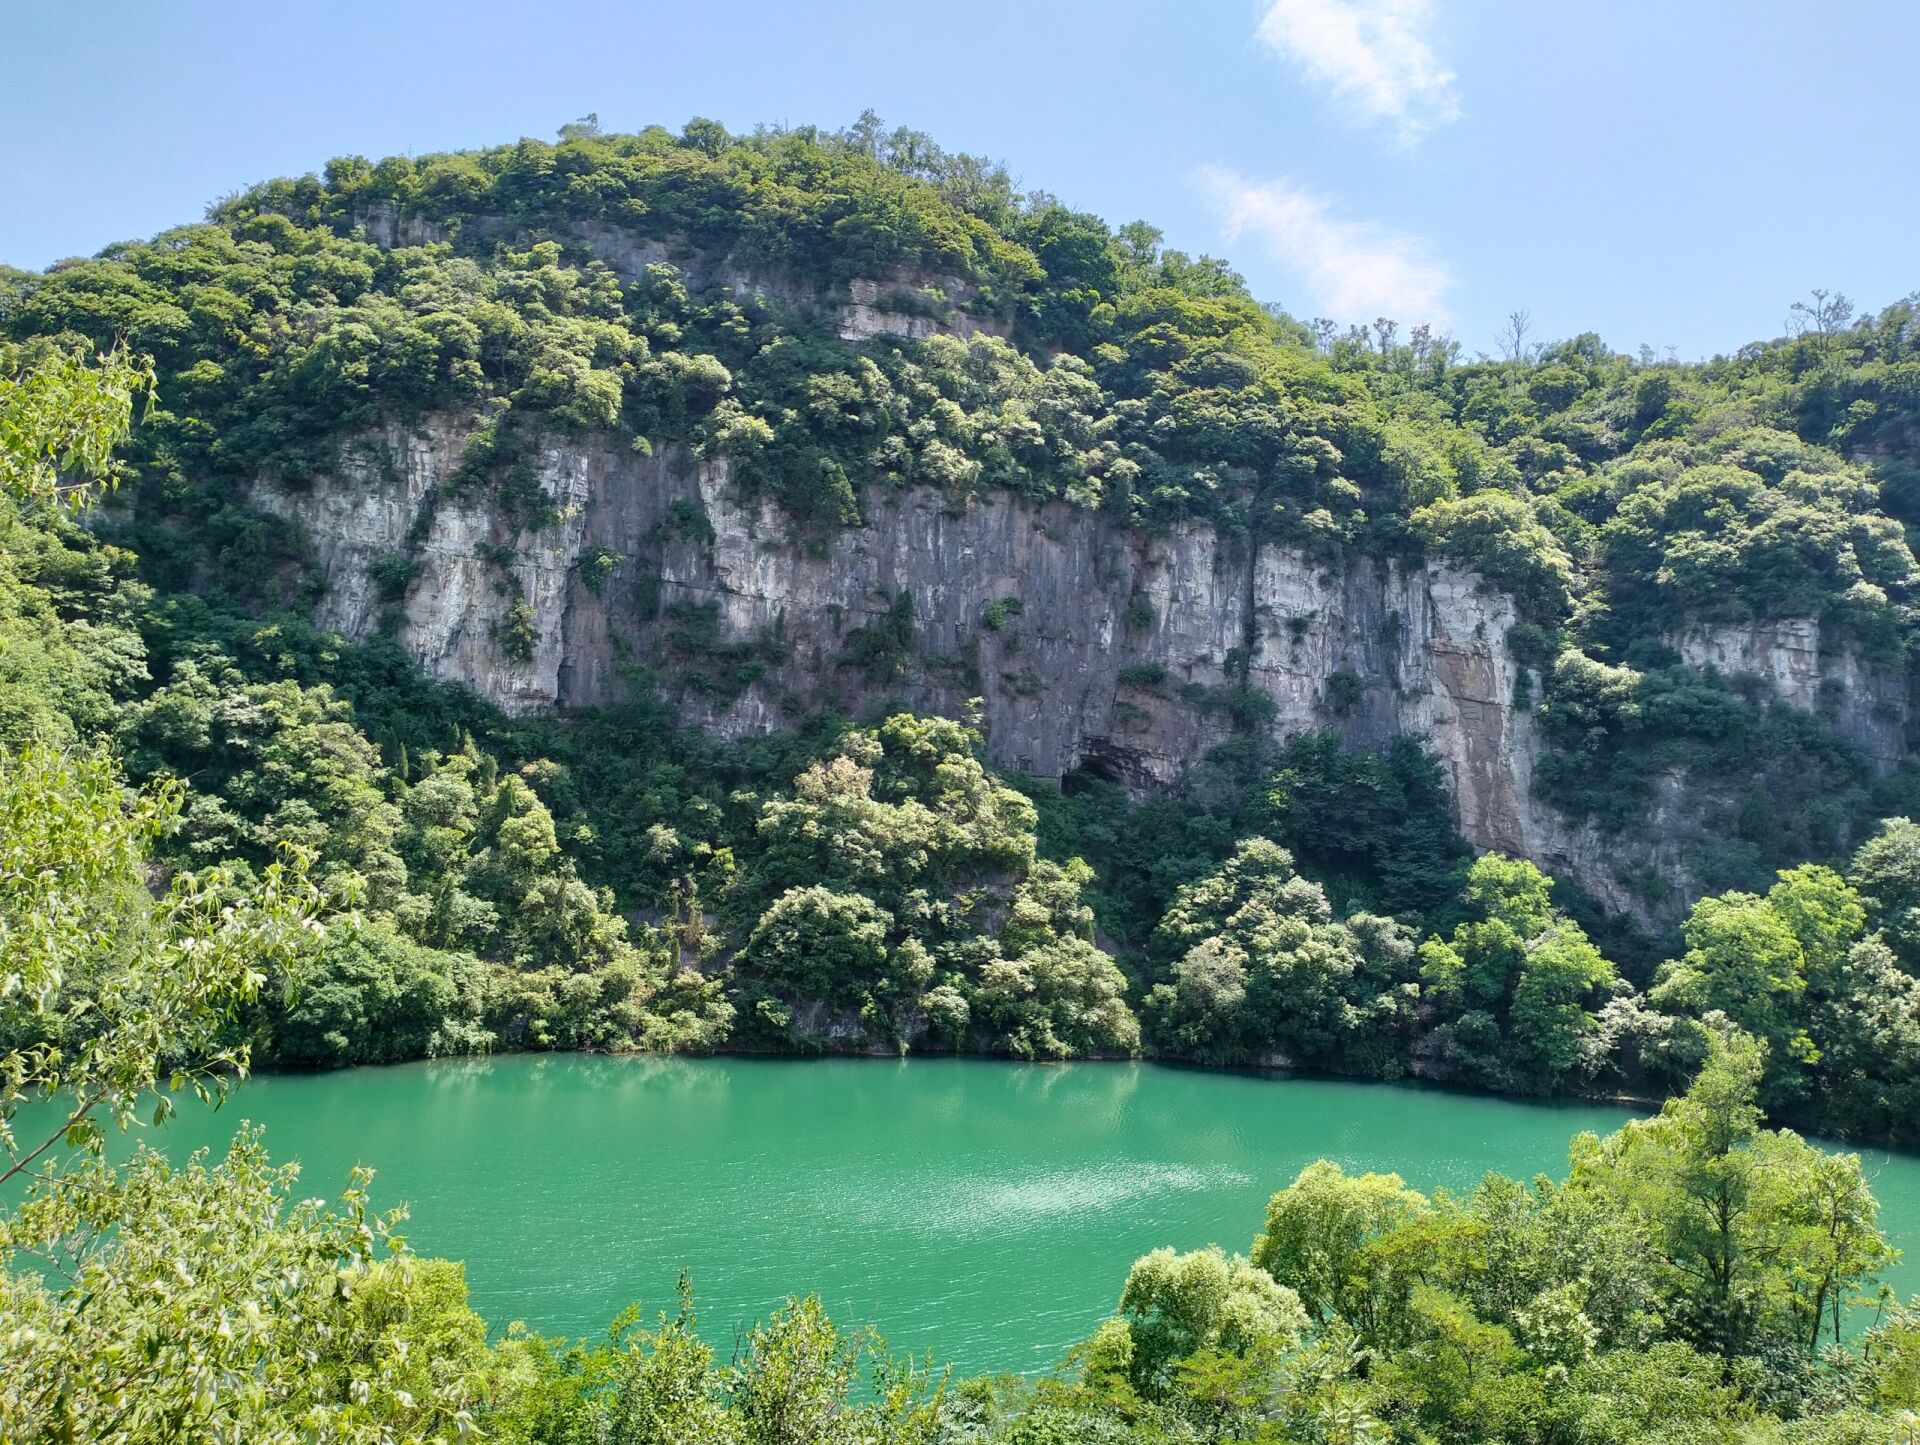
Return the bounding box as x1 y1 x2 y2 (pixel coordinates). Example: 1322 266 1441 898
260 416 1908 928
354 204 1014 348
1669 620 1907 766
566 220 1012 344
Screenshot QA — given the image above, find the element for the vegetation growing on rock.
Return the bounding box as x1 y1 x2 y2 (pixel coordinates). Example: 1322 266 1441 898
4 118 1920 1135
7 116 1920 1440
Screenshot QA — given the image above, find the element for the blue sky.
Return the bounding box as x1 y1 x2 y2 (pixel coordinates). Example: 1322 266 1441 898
7 0 1916 358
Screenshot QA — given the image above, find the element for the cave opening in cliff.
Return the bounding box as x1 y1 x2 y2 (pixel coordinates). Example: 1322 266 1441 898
1062 741 1130 796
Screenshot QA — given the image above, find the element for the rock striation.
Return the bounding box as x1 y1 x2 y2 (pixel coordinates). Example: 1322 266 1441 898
258 416 1907 927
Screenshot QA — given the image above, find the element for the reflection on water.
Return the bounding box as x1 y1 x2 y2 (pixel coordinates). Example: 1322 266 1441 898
55 1055 1920 1377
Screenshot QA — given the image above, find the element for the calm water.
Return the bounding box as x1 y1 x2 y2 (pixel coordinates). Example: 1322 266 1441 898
65 1056 1920 1376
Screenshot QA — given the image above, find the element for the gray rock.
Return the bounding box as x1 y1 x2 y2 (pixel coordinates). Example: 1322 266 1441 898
261 416 1905 929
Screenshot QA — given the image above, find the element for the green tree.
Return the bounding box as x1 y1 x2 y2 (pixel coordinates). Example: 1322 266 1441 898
1810 934 1920 1144
1650 890 1819 1110
1420 854 1617 1094
1567 1031 1893 1357
1088 1245 1307 1397
1252 1160 1430 1341
271 921 489 1066
0 345 484 1443
731 1295 943 1445
1850 816 1920 970
0 340 152 513
0 347 325 1180
0 1130 499 1442
0 746 320 1180
973 937 1139 1060
740 885 895 1021
1146 838 1419 1071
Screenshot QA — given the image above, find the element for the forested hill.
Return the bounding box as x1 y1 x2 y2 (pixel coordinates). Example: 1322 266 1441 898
5 115 1920 1136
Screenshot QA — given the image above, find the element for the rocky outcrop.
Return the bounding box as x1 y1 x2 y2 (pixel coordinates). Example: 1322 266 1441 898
255 417 593 713
836 277 1010 343
567 222 1010 342
261 416 1905 928
350 202 451 250
347 205 1009 347
1669 619 1907 767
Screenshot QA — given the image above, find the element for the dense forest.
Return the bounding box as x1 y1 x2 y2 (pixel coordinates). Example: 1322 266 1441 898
4 111 1920 1440
4 116 1920 1142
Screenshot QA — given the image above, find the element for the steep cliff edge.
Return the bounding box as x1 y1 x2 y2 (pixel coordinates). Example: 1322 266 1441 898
254 416 1908 927
13 116 1916 951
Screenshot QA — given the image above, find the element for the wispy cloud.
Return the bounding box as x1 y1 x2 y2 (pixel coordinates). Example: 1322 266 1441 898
1255 0 1460 145
1202 167 1451 323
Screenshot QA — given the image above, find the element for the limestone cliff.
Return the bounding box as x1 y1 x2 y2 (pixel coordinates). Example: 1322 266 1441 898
352 203 1012 347
256 416 1907 928
1668 619 1907 766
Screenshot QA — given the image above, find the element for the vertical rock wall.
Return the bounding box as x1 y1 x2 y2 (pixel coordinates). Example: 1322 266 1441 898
259 417 1907 926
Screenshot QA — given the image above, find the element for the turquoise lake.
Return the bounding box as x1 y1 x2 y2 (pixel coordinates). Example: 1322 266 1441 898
86 1055 1920 1376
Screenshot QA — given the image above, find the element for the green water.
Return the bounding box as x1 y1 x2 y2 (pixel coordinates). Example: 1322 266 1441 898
74 1056 1920 1376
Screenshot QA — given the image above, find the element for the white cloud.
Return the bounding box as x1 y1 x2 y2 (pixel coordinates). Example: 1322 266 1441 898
1202 167 1451 323
1255 0 1460 144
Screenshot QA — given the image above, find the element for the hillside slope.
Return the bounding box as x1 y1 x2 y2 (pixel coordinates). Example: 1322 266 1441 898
6 116 1920 1131
13 119 1919 920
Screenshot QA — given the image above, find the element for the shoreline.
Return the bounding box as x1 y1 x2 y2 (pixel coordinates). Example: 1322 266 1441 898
242 1047 1920 1159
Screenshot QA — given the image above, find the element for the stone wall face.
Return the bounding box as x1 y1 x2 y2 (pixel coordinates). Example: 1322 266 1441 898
262 416 1907 927
1669 620 1907 765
